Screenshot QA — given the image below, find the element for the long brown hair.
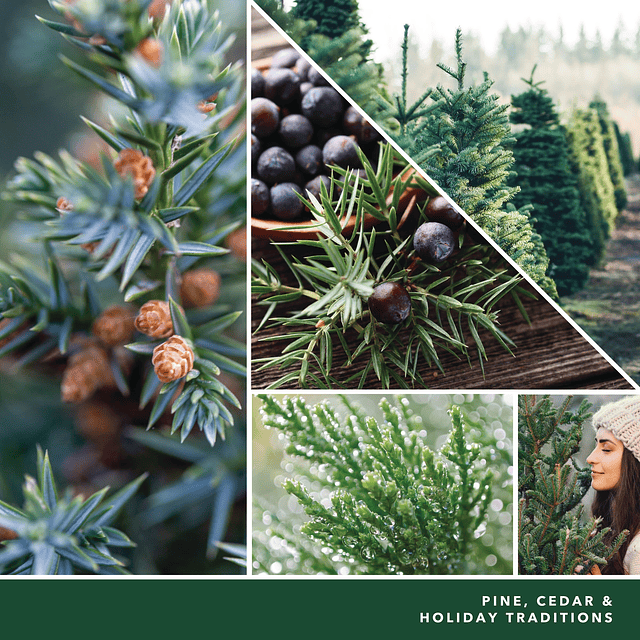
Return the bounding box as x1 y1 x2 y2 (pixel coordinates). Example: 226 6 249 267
591 447 640 574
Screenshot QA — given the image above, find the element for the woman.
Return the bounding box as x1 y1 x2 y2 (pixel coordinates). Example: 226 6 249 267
586 396 640 574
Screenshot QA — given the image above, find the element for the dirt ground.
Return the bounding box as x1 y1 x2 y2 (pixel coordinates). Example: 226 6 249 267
562 174 640 384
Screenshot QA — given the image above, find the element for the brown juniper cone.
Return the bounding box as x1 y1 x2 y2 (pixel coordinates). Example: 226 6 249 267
179 268 221 308
0 526 18 542
152 335 194 383
148 0 171 20
56 196 74 213
135 300 174 338
114 148 156 199
92 305 136 346
61 344 113 403
226 227 247 261
135 38 163 67
81 241 100 254
75 402 121 443
198 99 216 114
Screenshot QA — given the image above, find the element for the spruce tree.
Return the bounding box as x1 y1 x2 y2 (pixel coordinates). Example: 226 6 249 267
255 0 385 117
518 395 626 575
589 97 628 211
402 30 557 297
565 107 618 266
614 123 636 177
509 71 593 297
291 0 366 42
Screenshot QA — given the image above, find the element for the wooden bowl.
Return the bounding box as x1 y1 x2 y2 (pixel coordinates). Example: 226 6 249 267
251 166 428 240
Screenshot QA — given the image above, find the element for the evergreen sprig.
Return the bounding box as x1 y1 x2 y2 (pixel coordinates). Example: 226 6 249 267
1 0 245 445
252 143 528 389
127 297 243 444
0 447 146 575
254 395 496 575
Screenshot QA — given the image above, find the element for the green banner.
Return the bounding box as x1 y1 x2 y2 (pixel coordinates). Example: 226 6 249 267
0 578 632 637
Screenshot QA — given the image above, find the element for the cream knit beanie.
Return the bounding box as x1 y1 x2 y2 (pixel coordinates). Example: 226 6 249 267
592 396 640 462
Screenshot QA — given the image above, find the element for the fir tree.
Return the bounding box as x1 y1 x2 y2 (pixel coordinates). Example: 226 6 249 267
518 395 626 575
564 107 618 266
509 70 593 297
399 30 557 297
614 123 636 177
589 97 628 211
291 0 367 44
254 394 510 575
255 0 385 117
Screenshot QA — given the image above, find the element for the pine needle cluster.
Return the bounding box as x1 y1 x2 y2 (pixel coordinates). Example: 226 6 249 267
0 447 145 575
1 0 246 445
254 395 505 575
518 395 627 575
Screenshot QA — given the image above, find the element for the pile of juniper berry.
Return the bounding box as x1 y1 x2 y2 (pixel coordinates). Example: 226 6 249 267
251 47 381 221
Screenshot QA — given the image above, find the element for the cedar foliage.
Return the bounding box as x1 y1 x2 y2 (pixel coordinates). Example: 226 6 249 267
509 70 593 297
518 395 626 575
254 394 510 575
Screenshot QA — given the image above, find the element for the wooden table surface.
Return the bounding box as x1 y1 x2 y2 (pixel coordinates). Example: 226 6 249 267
249 7 634 391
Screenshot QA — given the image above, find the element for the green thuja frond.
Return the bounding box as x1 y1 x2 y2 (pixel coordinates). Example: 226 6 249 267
254 395 502 575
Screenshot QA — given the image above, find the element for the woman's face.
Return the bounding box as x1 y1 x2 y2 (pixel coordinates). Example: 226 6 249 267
586 428 624 492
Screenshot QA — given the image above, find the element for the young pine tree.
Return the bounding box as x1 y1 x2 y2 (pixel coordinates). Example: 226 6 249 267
291 0 369 48
614 123 636 177
384 29 557 298
509 70 593 297
564 108 618 266
256 0 385 117
254 395 511 575
518 395 626 575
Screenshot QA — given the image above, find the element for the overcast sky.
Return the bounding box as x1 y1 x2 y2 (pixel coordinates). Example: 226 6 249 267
355 1 640 60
